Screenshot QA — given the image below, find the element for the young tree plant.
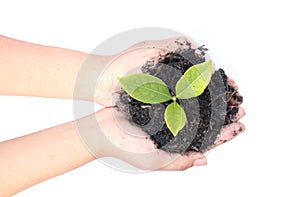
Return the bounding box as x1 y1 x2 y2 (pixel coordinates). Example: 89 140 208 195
118 60 212 136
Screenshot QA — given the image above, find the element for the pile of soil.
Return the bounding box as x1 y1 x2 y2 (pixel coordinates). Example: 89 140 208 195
116 44 243 153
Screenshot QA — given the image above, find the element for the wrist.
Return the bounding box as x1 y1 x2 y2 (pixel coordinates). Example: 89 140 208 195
74 109 115 159
73 54 113 104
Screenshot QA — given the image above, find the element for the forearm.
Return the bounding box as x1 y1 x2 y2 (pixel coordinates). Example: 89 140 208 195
0 112 109 196
0 36 109 101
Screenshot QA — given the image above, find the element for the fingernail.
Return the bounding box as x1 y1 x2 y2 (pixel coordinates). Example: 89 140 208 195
193 158 207 166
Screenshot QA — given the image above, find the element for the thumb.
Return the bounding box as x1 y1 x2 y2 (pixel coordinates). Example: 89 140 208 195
159 151 207 171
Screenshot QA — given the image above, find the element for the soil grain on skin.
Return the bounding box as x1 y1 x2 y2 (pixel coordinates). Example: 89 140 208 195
116 43 243 153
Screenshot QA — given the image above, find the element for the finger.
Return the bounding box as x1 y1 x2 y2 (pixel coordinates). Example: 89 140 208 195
152 36 197 51
213 122 245 147
227 77 239 90
226 76 243 107
159 151 207 171
228 106 246 123
232 107 245 122
129 36 194 52
228 90 243 106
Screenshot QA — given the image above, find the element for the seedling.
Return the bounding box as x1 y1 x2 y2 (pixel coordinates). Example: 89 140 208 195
118 60 212 136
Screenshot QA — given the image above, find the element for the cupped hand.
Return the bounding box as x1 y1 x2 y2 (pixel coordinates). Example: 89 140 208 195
94 37 193 106
91 37 245 171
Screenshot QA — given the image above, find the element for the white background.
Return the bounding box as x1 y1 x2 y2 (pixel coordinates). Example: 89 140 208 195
1 0 300 196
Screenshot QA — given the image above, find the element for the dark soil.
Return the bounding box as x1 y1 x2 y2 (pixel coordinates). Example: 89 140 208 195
116 44 243 153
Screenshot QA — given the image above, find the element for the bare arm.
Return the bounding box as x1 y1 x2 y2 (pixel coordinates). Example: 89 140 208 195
0 109 207 196
0 113 104 196
0 36 109 101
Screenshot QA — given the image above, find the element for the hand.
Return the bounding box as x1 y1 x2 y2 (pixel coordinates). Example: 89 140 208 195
94 79 244 171
95 108 207 171
94 37 192 106
88 37 245 171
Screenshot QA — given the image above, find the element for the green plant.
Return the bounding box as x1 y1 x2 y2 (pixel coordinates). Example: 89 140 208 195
118 60 212 136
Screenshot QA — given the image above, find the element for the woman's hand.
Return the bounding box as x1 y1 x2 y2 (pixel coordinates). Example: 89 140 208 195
93 37 192 106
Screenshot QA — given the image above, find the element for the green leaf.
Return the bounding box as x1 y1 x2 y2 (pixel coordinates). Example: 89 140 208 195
176 60 213 99
164 101 187 136
118 74 172 104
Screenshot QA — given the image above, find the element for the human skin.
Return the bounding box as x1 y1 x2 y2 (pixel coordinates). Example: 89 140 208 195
0 36 245 196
